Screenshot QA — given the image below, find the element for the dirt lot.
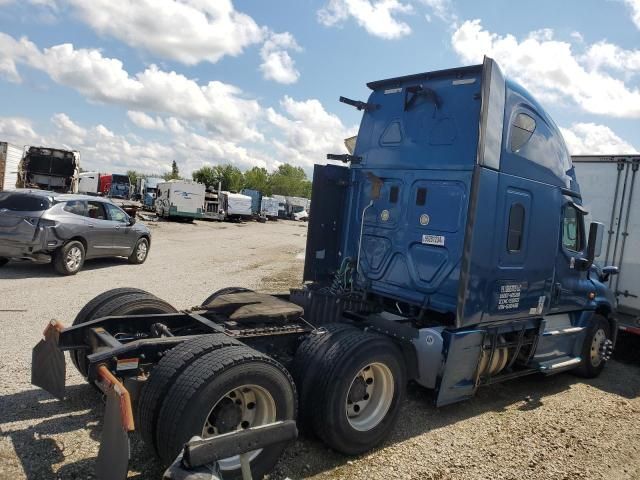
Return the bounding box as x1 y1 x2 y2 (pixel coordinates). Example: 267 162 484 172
1 219 639 480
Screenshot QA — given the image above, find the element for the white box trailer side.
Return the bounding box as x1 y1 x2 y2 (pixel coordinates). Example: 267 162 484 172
223 191 253 217
156 181 205 220
573 155 640 331
0 142 22 191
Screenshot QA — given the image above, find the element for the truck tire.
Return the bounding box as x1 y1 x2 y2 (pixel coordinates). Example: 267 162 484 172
155 346 297 479
137 334 243 455
53 240 85 275
310 330 406 455
574 314 612 378
128 237 150 264
74 292 177 378
70 288 153 374
202 287 252 307
0 257 8 267
291 323 358 430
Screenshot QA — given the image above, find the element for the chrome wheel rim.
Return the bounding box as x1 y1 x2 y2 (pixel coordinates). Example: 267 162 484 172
65 246 82 271
345 362 394 432
201 385 276 471
136 241 148 261
590 329 607 367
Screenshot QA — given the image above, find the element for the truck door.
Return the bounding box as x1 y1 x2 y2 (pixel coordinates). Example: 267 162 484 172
550 201 590 312
84 201 116 256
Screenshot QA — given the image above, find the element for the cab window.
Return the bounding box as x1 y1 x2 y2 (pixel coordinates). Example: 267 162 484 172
105 203 128 222
87 201 107 220
562 205 584 252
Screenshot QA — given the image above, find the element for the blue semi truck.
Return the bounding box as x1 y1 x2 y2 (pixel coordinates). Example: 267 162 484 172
31 57 619 479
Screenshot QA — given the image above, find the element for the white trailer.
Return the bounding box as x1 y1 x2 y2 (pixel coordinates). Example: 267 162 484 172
155 180 205 221
573 155 640 334
0 142 22 191
223 191 253 219
261 197 280 219
78 171 100 194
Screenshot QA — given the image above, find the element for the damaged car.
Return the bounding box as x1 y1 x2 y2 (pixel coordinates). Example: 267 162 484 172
0 190 151 275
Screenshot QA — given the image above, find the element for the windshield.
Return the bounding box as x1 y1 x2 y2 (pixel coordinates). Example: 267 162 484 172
0 192 51 211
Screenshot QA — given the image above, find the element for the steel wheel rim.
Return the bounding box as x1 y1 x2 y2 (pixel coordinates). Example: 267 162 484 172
345 362 394 432
65 246 82 271
590 329 607 367
136 241 148 261
201 384 276 471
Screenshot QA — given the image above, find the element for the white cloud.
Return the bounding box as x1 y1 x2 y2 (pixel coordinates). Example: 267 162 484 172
626 0 640 29
67 0 264 65
582 41 640 73
317 0 413 39
51 112 86 144
259 32 301 84
0 117 39 144
561 123 638 155
451 20 640 118
127 111 166 131
266 96 357 169
420 0 456 25
0 33 264 142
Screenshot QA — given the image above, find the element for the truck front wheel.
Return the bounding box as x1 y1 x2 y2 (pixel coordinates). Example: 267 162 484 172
309 330 406 455
575 314 612 378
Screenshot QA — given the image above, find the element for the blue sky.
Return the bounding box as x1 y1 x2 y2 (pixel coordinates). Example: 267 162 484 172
0 0 638 177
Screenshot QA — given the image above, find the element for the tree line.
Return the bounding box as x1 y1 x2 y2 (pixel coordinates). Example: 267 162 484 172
128 161 312 198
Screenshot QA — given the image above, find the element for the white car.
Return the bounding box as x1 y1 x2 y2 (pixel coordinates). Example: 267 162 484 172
293 209 309 221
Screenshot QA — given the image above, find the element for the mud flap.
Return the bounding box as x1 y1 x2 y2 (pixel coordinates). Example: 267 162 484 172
31 320 66 400
96 366 135 480
436 330 484 406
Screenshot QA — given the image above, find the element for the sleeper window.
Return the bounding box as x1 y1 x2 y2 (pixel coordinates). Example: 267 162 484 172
510 112 536 152
416 188 427 206
507 203 525 252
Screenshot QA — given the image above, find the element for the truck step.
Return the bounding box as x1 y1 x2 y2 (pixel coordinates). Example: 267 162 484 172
539 356 582 372
542 326 584 336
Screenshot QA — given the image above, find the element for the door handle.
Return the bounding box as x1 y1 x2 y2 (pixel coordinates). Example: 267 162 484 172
88 224 94 228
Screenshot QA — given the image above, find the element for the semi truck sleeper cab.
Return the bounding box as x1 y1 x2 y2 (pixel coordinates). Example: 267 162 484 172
31 57 619 480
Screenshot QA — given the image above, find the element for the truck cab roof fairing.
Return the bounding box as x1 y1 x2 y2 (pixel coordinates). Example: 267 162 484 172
476 57 506 171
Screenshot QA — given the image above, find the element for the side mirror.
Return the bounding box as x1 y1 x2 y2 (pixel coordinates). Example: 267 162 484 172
586 221 605 263
576 222 605 271
600 265 619 282
128 216 136 226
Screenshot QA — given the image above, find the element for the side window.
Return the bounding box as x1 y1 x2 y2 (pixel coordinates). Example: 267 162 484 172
562 205 584 252
63 200 86 216
389 185 399 203
510 112 536 152
416 187 427 206
87 201 107 220
507 203 525 252
105 203 128 222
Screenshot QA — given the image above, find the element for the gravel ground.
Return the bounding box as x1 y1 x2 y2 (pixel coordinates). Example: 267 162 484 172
1 218 639 480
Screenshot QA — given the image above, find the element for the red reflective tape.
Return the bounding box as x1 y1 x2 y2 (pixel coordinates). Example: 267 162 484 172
97 365 135 432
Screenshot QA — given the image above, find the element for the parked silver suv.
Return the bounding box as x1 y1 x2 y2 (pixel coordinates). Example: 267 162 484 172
0 190 151 275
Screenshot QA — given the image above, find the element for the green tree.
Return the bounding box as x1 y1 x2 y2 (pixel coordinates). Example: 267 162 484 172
270 163 309 197
243 167 271 195
192 165 218 188
163 161 180 180
214 164 244 192
127 170 140 187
